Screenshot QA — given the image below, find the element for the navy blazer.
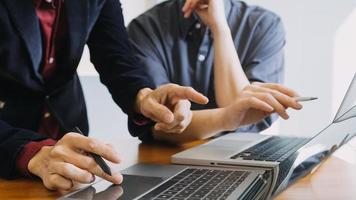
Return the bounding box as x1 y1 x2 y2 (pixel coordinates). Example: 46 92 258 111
0 0 154 179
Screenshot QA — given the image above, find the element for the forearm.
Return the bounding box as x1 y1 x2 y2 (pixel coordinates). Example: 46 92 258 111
153 109 227 144
212 26 249 107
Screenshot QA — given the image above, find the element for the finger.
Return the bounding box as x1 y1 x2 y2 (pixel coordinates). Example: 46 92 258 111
155 122 178 131
174 100 191 122
154 100 191 132
240 97 274 113
63 133 121 164
254 82 299 97
91 166 123 185
146 100 175 123
59 148 123 185
248 86 303 110
182 0 192 12
155 122 185 133
254 92 290 119
167 85 209 105
50 162 95 184
45 174 73 191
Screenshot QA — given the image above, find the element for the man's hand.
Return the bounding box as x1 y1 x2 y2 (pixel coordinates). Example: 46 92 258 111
183 0 228 33
28 133 122 191
220 83 303 131
136 84 208 132
154 100 193 134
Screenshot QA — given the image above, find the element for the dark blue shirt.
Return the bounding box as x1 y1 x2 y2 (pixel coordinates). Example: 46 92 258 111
128 0 285 132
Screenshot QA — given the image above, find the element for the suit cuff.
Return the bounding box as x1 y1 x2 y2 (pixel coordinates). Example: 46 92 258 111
16 139 57 177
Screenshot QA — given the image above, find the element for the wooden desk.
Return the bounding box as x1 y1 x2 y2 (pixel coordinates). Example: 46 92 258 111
1 137 356 200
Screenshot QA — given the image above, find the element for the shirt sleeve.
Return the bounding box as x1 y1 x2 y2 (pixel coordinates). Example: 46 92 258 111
127 15 171 88
240 11 286 132
243 11 286 84
16 139 57 177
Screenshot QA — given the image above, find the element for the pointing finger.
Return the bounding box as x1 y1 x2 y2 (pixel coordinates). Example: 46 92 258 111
167 85 209 105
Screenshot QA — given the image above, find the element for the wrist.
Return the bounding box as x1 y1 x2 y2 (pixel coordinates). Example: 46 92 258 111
211 22 230 36
218 107 239 132
135 88 153 113
216 108 231 131
28 146 52 178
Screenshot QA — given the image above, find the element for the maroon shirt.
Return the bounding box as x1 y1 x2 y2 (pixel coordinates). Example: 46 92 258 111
17 0 65 176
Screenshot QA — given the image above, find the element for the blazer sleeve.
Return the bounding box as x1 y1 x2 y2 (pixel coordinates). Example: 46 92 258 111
0 120 48 179
87 0 155 115
87 0 156 141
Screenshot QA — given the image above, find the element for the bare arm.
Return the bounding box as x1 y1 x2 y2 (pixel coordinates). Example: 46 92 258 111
153 83 303 144
184 0 249 108
212 23 249 107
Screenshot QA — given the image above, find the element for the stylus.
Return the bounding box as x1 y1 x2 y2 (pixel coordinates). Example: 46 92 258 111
73 127 112 176
295 97 318 102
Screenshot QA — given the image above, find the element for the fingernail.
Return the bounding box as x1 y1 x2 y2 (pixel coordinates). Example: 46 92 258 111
114 173 123 185
296 103 303 109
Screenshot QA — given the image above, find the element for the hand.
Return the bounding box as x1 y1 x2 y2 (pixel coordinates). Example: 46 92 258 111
220 83 303 131
182 0 228 32
154 100 193 134
28 133 123 192
136 84 208 125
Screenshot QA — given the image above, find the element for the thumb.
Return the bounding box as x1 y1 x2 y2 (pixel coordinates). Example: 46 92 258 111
147 101 175 124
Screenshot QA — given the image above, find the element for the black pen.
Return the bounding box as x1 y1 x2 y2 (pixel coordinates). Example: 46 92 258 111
73 127 112 176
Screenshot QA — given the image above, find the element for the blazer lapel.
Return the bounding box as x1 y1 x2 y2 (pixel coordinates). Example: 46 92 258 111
64 0 88 68
3 0 43 80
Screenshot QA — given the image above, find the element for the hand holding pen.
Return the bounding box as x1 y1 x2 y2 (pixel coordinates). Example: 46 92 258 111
27 129 122 191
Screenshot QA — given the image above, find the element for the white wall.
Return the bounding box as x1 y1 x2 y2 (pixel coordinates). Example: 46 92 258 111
79 1 356 139
244 0 356 136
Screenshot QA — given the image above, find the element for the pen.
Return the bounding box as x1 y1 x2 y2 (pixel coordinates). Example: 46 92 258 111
73 127 112 176
294 97 318 102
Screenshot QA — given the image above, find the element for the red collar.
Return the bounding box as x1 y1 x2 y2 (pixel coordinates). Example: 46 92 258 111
33 0 62 9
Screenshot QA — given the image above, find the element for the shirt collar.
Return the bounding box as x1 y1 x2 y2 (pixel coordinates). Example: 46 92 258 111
33 0 63 9
179 0 232 38
33 0 42 8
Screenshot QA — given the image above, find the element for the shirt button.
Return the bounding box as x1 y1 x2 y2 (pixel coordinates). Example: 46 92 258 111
44 112 51 118
0 101 5 109
195 23 201 29
49 57 54 64
198 54 206 62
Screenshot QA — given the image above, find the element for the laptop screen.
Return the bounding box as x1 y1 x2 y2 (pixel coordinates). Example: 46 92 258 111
275 73 356 194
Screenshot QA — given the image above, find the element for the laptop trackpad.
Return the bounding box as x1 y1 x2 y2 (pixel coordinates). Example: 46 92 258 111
67 175 164 200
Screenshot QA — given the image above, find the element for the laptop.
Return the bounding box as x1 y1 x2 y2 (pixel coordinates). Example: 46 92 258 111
59 164 270 200
172 73 356 197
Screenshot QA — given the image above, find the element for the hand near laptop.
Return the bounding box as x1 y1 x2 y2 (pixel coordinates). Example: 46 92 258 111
28 133 123 191
28 84 208 191
136 84 208 133
221 82 303 131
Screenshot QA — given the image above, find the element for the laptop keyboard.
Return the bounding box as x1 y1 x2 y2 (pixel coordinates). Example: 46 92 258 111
138 168 250 200
230 136 308 162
